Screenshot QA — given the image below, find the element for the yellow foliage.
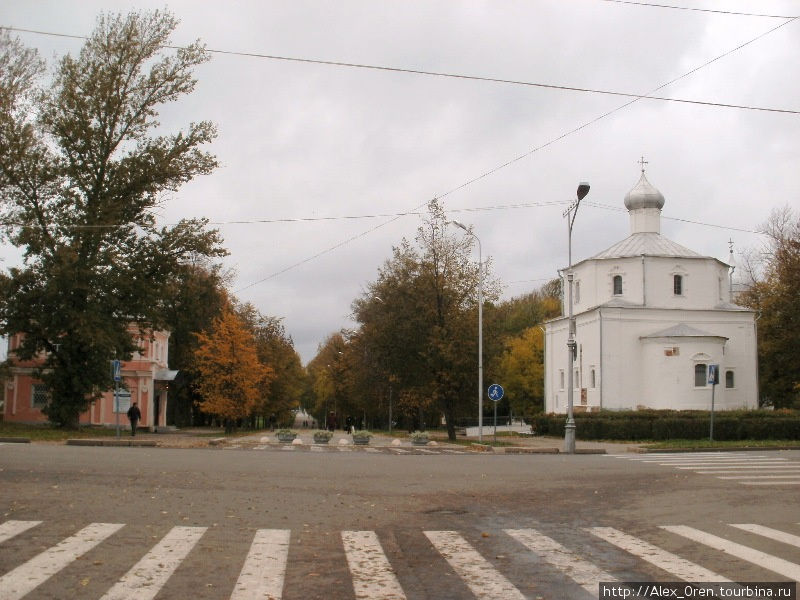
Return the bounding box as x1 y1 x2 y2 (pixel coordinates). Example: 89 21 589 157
193 306 273 421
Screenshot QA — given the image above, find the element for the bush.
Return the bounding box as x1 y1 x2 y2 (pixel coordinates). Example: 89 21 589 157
532 410 800 441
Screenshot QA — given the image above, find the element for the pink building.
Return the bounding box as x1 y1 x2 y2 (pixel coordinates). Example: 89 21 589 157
3 329 177 430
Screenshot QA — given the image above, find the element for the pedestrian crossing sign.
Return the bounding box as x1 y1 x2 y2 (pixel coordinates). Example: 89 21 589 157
708 364 719 385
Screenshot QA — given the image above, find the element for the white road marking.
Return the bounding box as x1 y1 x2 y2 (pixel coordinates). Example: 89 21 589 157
695 467 800 473
739 481 800 486
588 527 731 582
424 531 526 600
341 531 407 600
730 524 800 548
673 463 793 469
715 475 800 479
390 448 409 454
99 526 207 600
505 528 616 594
662 525 800 581
0 522 124 600
230 529 291 600
0 520 41 544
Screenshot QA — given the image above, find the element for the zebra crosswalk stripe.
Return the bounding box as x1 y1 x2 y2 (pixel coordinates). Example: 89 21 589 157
505 528 616 595
342 531 407 600
0 520 41 544
0 522 124 600
730 524 800 548
99 526 207 600
230 529 291 600
587 527 732 583
661 525 800 582
424 531 526 600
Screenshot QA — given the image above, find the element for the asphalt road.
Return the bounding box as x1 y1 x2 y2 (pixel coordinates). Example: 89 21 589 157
1 444 798 599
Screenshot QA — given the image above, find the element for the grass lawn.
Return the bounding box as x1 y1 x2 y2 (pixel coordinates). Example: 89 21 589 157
641 438 800 449
0 421 122 441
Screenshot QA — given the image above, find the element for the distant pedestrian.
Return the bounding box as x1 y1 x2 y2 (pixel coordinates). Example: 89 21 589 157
126 402 141 436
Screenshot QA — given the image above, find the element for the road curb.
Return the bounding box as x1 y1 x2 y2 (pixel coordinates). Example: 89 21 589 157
66 439 157 447
0 437 31 443
631 445 800 453
504 447 559 454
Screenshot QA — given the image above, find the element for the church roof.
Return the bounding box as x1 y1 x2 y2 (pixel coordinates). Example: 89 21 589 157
590 231 702 260
640 323 728 340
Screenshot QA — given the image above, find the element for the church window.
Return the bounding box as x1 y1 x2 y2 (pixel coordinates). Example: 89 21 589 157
574 281 580 304
725 370 735 388
694 364 707 387
673 274 683 295
559 370 564 390
590 368 596 388
574 368 579 388
613 275 623 295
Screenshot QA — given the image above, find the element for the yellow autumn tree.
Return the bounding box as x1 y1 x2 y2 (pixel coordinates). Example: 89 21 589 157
495 326 545 420
193 305 273 432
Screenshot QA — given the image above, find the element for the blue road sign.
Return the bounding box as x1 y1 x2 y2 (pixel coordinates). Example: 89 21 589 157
708 364 719 385
111 359 121 382
487 384 504 402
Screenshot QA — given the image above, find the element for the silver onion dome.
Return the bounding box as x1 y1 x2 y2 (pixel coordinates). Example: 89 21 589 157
624 171 665 210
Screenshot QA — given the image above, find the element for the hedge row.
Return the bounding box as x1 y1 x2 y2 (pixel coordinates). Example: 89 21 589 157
532 410 800 441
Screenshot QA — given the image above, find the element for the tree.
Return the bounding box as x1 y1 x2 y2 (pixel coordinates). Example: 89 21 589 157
162 262 230 426
193 304 272 432
739 207 800 408
351 200 497 439
494 326 546 420
0 13 225 426
306 332 350 429
238 303 305 427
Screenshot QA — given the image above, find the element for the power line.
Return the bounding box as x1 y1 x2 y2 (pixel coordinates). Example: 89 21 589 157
0 199 760 235
3 25 799 115
0 15 790 291
599 0 796 19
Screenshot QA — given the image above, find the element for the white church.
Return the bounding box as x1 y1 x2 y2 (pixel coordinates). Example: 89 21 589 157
544 167 758 413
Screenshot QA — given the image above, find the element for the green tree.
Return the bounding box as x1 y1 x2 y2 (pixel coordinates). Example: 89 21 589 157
238 303 305 427
163 262 229 426
739 207 800 408
306 331 350 429
351 200 497 439
491 284 561 338
0 14 224 427
193 304 272 433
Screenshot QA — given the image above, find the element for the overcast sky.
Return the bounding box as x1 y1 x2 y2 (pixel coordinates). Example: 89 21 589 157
2 1 798 363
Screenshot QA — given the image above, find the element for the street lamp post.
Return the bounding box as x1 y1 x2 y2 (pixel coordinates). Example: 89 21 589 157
450 220 484 442
562 182 590 454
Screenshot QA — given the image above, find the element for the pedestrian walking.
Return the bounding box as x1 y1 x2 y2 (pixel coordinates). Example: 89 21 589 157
126 402 141 436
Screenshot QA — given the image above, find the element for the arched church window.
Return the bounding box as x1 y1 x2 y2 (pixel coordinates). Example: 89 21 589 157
725 370 735 388
613 275 623 295
674 274 683 295
694 363 707 387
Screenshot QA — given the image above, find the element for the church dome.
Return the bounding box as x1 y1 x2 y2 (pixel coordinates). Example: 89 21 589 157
624 171 665 210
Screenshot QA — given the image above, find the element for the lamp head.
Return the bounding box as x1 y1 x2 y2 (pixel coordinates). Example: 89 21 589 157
449 220 468 232
577 182 590 201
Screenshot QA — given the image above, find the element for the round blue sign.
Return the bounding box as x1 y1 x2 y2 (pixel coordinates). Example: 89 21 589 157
487 384 504 402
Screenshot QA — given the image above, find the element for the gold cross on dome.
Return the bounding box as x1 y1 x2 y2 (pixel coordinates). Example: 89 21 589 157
638 156 649 173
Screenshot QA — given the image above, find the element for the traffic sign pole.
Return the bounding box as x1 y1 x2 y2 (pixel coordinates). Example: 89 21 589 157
111 360 121 439
487 384 504 444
